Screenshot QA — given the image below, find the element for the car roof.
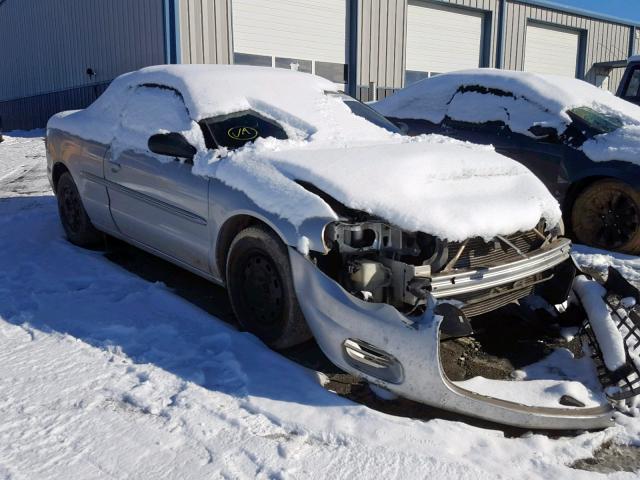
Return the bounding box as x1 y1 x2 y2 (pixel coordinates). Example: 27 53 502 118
375 68 640 126
99 64 340 122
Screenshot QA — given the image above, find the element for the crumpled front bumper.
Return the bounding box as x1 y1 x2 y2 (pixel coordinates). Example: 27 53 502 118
289 248 614 430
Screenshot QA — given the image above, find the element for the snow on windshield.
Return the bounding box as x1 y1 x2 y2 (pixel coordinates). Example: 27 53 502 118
374 69 640 165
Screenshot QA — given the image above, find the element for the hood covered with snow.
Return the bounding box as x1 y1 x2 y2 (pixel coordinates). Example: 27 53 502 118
212 136 562 241
374 68 640 165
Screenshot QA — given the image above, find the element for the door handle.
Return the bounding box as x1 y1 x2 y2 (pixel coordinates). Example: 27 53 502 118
109 160 122 173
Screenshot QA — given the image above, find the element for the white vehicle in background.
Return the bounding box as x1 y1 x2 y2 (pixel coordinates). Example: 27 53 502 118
46 65 640 430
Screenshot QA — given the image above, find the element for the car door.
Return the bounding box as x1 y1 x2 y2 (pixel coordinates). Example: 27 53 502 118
491 128 569 201
104 85 212 273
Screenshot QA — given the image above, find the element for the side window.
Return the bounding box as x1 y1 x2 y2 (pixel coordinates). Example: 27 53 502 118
624 67 640 100
118 85 194 155
201 111 288 150
445 88 512 131
445 87 559 138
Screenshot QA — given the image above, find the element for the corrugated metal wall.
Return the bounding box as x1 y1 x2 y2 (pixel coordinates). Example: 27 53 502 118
357 0 636 100
503 0 633 93
178 0 233 64
2 0 638 129
0 0 165 130
358 0 500 100
357 0 407 100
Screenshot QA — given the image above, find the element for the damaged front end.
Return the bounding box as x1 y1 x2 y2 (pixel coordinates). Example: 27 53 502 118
319 218 571 322
292 210 640 429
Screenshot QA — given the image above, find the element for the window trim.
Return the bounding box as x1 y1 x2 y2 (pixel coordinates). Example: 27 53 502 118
622 65 640 101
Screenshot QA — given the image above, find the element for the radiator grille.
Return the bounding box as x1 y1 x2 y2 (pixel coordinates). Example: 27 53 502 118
453 273 546 318
461 285 535 317
447 228 545 270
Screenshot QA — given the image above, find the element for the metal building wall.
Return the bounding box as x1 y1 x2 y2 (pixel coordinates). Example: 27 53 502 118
356 0 637 101
357 0 500 101
0 0 165 131
178 0 233 65
503 1 634 93
357 0 407 101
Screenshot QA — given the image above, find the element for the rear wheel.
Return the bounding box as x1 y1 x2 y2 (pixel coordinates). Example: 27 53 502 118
226 226 311 349
571 179 640 254
56 172 102 247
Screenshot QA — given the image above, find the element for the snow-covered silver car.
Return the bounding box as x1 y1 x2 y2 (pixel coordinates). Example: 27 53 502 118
46 65 635 430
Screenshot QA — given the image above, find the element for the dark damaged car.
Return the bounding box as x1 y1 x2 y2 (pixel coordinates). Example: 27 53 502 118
375 69 640 255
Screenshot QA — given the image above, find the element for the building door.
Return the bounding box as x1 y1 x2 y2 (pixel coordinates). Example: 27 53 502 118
405 1 484 85
232 0 348 89
524 23 580 77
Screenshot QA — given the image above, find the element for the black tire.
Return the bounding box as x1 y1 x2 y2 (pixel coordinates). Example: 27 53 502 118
226 226 311 349
56 172 102 247
571 179 640 254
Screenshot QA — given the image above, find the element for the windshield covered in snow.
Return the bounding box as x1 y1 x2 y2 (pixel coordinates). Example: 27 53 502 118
327 92 400 134
568 107 624 136
201 111 288 150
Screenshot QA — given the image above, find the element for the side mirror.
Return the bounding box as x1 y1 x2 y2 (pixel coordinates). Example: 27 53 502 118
148 133 196 162
528 125 558 142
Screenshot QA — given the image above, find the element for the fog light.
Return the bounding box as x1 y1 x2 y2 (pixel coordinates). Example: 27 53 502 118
343 338 403 384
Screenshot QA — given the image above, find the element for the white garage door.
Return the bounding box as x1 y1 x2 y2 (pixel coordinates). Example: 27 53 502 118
406 2 484 84
524 24 579 77
232 0 347 85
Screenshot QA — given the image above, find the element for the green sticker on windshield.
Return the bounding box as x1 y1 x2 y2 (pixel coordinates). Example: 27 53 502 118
228 126 259 141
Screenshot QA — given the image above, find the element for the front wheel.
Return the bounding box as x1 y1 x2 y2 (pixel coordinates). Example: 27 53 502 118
226 226 311 349
571 179 640 254
56 172 102 247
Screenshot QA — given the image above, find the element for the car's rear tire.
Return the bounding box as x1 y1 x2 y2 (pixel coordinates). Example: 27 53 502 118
226 226 312 349
56 172 102 247
571 179 640 254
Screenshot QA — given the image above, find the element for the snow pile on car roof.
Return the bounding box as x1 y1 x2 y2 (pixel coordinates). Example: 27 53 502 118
49 65 391 146
374 69 640 164
375 68 640 126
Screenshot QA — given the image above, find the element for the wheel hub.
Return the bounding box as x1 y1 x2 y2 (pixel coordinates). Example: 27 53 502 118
582 189 640 249
241 254 284 327
60 186 82 233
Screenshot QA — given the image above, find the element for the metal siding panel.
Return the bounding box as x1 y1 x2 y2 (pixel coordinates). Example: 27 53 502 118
514 3 526 70
359 0 371 86
194 0 205 63
220 0 231 63
202 0 213 63
489 0 498 67
179 0 191 62
395 0 408 87
0 0 164 103
386 0 397 88
378 0 389 87
370 0 381 84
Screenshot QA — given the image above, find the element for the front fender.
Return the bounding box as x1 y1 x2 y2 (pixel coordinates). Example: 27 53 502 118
208 177 335 278
570 160 640 191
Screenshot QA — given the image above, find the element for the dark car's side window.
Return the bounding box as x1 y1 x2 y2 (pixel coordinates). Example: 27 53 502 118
200 111 288 150
623 67 640 101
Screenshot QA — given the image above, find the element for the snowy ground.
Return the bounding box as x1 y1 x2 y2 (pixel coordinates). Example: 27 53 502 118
1 132 640 479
